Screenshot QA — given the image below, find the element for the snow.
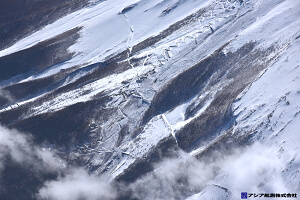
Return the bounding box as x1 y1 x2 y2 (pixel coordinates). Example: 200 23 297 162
0 0 219 82
186 184 230 200
0 0 245 116
224 0 300 52
186 20 300 200
30 63 155 116
109 114 173 178
1 0 299 196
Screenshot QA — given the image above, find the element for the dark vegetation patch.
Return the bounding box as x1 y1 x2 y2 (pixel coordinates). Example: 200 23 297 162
16 48 136 105
0 3 278 198
141 42 233 125
0 44 145 140
115 135 178 199
0 44 144 111
176 45 274 151
0 96 115 163
0 0 88 50
116 125 129 147
195 128 255 161
141 42 274 151
110 41 276 199
114 128 257 200
0 155 57 200
0 27 82 82
4 76 56 101
8 97 113 150
2 63 83 102
51 57 131 97
0 89 14 106
0 97 9 106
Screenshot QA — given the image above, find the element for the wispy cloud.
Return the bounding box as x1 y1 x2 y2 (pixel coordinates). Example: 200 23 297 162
0 126 63 173
0 89 15 104
129 142 295 200
0 124 297 200
0 125 115 200
39 168 116 200
129 151 216 200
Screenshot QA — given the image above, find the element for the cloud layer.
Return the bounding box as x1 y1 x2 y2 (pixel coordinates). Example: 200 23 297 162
0 125 115 200
0 126 63 173
39 168 116 200
0 125 298 200
129 142 296 200
0 89 15 104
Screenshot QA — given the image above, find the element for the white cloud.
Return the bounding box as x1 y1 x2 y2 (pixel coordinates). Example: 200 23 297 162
0 125 64 173
0 125 115 200
130 142 295 200
220 142 292 199
0 124 296 200
38 168 116 200
130 151 217 200
0 89 15 103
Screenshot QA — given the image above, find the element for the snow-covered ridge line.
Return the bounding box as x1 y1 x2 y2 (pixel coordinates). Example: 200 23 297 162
1 0 299 198
109 0 300 181
0 0 239 83
0 0 244 115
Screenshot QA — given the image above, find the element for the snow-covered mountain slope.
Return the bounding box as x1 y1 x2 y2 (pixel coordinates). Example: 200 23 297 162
0 0 89 51
0 0 299 199
187 29 300 200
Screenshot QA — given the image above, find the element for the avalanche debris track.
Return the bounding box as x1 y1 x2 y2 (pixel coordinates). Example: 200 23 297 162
0 0 299 199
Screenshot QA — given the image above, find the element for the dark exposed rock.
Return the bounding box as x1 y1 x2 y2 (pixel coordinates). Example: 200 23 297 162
141 42 274 151
0 27 82 82
119 4 138 15
0 155 57 200
0 0 88 50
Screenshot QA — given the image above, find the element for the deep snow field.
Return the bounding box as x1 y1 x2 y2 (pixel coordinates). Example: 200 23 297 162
0 0 299 199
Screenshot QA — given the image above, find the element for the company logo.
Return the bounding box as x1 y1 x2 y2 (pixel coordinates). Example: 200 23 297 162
241 192 248 199
241 192 297 198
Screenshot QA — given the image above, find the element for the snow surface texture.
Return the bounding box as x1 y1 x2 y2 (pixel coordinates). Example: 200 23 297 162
187 31 300 200
0 0 299 199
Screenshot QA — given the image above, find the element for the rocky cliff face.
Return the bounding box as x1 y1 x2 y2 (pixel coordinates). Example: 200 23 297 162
0 0 299 199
